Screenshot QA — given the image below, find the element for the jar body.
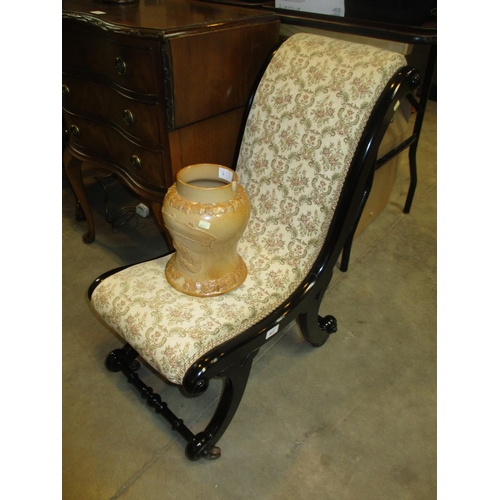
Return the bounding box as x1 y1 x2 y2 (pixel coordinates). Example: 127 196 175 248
162 164 250 297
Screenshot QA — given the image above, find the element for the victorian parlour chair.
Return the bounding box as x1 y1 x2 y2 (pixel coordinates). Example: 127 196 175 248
88 33 420 461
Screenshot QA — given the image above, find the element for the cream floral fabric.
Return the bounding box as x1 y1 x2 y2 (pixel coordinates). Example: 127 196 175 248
91 34 406 385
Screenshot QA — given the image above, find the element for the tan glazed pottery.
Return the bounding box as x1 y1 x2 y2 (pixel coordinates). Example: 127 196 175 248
162 163 251 297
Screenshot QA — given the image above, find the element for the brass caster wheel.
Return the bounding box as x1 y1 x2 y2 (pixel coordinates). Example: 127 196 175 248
206 446 221 460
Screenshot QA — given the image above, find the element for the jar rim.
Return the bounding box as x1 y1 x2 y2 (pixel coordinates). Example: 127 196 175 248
176 164 238 203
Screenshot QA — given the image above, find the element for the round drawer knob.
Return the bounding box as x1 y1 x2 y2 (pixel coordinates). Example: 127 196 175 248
62 84 70 99
131 155 142 169
70 124 80 138
123 109 134 126
115 57 127 76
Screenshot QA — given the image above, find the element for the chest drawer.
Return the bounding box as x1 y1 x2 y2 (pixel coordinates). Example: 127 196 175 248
62 74 162 145
64 112 168 189
62 26 158 96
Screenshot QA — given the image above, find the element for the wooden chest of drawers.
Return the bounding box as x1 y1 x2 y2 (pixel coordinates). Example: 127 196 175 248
62 0 279 242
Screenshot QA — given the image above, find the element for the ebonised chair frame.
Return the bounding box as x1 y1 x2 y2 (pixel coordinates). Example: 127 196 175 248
89 64 421 461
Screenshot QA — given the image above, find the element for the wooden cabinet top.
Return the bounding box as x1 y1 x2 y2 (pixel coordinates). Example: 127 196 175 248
62 0 279 38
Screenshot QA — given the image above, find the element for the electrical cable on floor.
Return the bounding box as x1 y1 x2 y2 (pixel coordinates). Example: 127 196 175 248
95 175 137 231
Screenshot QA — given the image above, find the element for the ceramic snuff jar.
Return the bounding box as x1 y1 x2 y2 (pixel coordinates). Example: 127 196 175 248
161 163 251 297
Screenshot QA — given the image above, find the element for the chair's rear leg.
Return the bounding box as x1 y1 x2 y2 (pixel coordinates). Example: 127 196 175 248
185 350 258 461
404 142 418 213
340 232 354 273
296 277 337 347
297 310 337 347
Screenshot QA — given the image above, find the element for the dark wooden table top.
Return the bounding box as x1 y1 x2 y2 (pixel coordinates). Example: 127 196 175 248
62 0 279 38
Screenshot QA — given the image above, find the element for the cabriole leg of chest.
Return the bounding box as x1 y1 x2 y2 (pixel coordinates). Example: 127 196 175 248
63 147 95 244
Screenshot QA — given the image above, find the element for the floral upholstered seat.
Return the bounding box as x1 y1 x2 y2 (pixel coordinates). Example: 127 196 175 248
91 33 406 386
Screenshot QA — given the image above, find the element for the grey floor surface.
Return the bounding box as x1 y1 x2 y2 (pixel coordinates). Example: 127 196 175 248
62 100 437 499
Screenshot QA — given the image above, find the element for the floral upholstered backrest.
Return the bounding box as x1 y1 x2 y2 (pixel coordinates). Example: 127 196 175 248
236 33 406 281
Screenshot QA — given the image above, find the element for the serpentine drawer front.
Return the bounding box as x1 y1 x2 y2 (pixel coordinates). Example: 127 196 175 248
62 0 280 243
62 26 158 95
62 74 162 145
65 113 167 188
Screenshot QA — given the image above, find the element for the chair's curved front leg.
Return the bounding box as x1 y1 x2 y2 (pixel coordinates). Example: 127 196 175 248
185 350 258 461
106 345 197 445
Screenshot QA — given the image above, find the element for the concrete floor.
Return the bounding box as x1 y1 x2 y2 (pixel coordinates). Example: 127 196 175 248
62 100 436 499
